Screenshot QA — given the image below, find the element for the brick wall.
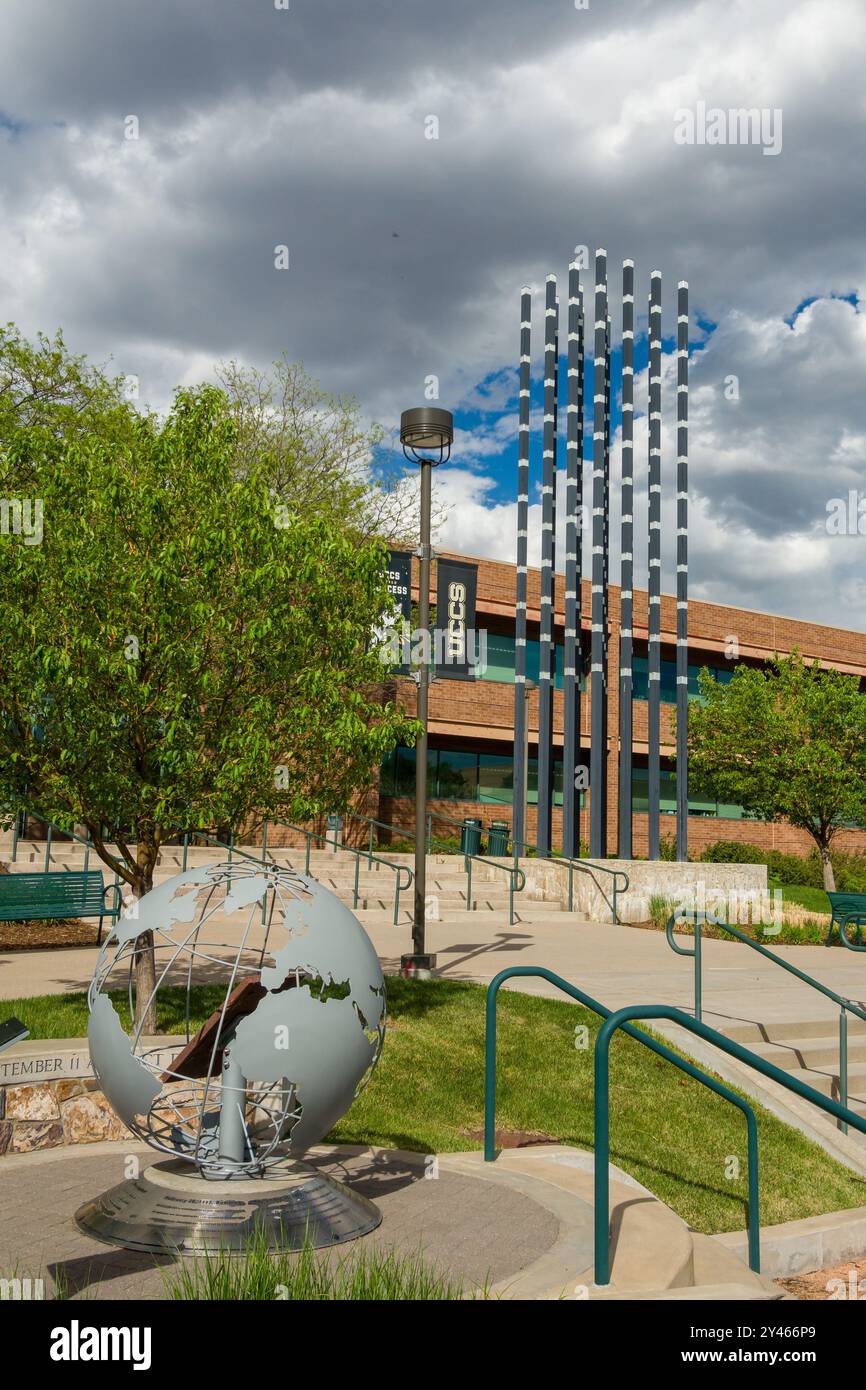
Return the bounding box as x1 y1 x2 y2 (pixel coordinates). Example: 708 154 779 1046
373 548 866 859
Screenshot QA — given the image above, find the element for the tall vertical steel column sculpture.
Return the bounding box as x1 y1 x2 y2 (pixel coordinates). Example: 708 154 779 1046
589 250 609 858
618 260 635 858
513 287 532 855
647 271 663 860
517 247 690 866
675 281 690 860
601 308 611 840
536 275 558 855
562 259 584 856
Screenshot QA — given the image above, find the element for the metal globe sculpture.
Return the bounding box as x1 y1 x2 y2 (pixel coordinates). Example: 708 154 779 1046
75 859 387 1252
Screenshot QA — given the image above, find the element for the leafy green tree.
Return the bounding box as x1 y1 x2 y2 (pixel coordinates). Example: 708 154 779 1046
216 356 442 546
685 653 866 890
0 359 417 1028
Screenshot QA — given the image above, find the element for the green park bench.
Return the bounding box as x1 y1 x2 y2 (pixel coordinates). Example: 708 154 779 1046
826 891 866 947
0 870 122 946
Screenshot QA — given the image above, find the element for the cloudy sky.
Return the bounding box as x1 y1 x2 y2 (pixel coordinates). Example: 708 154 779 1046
1 0 864 627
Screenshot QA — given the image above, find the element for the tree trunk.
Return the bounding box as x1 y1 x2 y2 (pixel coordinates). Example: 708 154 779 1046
132 838 160 1034
819 841 836 892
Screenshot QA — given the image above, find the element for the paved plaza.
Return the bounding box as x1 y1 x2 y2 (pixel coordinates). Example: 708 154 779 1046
3 912 863 1036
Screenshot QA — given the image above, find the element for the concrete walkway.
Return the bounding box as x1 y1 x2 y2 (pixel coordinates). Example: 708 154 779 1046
2 915 864 1037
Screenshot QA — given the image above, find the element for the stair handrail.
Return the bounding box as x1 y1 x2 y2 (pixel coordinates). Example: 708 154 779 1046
338 808 428 857
263 818 412 926
484 965 761 1276
506 833 629 925
9 814 412 929
342 808 525 925
594 1003 866 1286
666 909 866 1134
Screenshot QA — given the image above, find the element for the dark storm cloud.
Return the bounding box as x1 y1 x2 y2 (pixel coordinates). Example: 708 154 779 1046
0 0 864 623
1 0 688 119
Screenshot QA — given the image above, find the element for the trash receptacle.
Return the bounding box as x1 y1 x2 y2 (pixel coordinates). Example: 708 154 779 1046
487 820 510 856
460 817 482 855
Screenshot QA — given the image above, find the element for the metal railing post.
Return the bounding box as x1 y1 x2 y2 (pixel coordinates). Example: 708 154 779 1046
353 854 360 910
467 855 473 911
484 984 498 1160
368 824 374 869
11 813 19 862
45 822 53 873
485 970 772 1283
182 833 189 872
594 1006 763 1285
427 814 432 854
305 832 311 876
594 1022 613 1285
840 1008 849 1134
694 917 702 1022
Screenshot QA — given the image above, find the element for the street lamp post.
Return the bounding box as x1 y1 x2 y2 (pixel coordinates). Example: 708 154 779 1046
399 406 453 980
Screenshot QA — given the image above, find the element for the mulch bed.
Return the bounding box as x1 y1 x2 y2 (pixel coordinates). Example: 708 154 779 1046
0 918 102 951
776 1256 866 1300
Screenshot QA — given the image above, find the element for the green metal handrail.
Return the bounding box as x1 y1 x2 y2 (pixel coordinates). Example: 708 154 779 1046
506 833 629 925
559 856 629 924
344 808 526 925
265 819 412 926
464 852 525 927
666 909 866 1134
340 808 428 860
484 965 761 1275
594 1004 866 1286
417 809 526 924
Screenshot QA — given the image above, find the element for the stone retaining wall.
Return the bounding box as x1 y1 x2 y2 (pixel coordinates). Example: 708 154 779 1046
0 1039 181 1156
514 857 768 923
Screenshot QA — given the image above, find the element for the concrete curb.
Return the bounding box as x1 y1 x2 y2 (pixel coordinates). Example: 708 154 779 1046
714 1205 866 1278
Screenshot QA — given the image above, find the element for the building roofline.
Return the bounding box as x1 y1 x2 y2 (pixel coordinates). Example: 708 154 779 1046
434 547 866 644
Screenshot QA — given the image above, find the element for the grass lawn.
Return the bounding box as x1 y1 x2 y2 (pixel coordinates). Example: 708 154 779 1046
7 976 866 1236
778 885 832 915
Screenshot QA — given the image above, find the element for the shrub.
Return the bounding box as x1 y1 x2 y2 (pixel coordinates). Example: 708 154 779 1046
766 849 822 887
829 849 866 893
701 840 767 865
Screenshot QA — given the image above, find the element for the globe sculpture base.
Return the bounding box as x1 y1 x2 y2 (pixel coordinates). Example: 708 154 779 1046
74 1157 382 1254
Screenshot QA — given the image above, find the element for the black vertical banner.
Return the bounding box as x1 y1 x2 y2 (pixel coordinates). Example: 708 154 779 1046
378 549 412 675
435 559 477 680
385 550 412 622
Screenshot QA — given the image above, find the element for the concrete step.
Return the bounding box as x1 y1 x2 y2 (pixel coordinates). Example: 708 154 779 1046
4 841 523 882
731 1034 866 1074
715 1016 866 1143
721 1015 866 1045
1 850 559 920
788 1061 866 1106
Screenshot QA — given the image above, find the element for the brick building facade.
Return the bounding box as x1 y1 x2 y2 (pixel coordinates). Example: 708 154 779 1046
375 549 866 859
